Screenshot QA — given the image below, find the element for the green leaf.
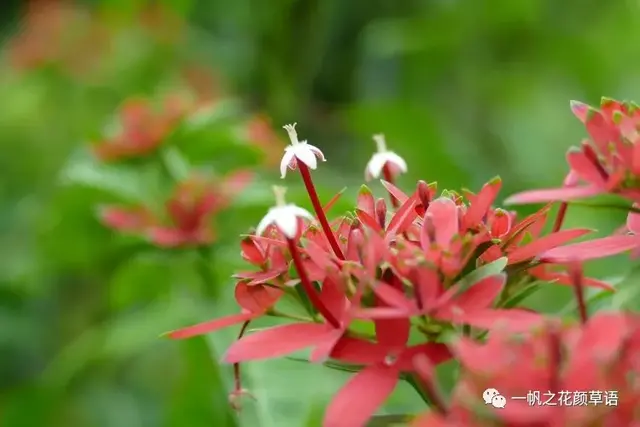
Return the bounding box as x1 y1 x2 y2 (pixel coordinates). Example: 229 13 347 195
366 414 413 426
502 281 544 308
454 257 508 295
108 252 173 310
159 146 191 181
165 337 237 427
59 148 158 204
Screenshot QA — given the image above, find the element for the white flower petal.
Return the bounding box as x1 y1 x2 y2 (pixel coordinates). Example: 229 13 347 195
365 153 387 180
280 149 295 178
293 144 318 170
256 209 277 236
290 205 314 221
275 209 299 238
306 144 326 162
385 151 408 172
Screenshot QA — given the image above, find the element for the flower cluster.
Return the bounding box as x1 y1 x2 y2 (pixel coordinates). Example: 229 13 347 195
93 86 281 247
167 107 640 426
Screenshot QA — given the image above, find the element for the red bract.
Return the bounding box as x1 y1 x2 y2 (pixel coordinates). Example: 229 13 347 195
442 313 640 426
99 171 252 247
93 96 191 161
361 273 542 333
505 97 640 206
323 317 451 427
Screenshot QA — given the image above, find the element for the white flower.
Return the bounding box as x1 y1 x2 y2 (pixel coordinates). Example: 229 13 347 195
365 134 408 181
256 186 314 239
280 123 326 178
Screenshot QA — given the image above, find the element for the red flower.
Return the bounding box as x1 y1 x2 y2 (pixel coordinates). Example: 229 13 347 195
360 273 542 333
413 312 640 426
323 317 451 427
505 97 640 206
99 171 252 247
93 96 191 162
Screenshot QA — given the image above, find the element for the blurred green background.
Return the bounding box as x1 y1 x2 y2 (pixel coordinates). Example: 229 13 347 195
1 0 639 426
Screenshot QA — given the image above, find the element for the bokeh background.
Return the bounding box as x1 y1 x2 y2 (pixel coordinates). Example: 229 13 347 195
1 1 639 426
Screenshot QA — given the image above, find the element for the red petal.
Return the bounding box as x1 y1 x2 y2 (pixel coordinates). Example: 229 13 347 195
330 337 388 365
356 209 383 233
397 343 452 371
570 100 589 123
309 328 345 363
223 323 331 363
149 227 188 247
319 278 348 319
372 282 415 311
240 236 265 264
541 235 640 262
463 177 502 229
323 365 399 427
166 312 256 339
98 205 153 231
566 148 607 186
459 309 543 332
235 282 282 312
529 265 614 291
323 188 346 213
437 274 505 315
386 193 418 237
507 228 591 264
374 317 410 347
356 185 376 217
425 197 460 247
222 169 254 195
233 270 282 286
504 186 603 205
380 180 410 204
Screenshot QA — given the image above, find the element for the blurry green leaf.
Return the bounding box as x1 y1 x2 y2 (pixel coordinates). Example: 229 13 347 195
502 281 544 308
160 146 191 181
454 257 508 295
165 337 237 427
366 414 412 427
108 252 173 310
59 149 158 204
183 100 243 130
41 297 205 387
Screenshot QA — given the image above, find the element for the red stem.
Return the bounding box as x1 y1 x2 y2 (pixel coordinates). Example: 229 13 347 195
569 263 588 325
297 163 345 260
233 320 251 392
552 202 569 232
382 165 399 208
286 237 341 328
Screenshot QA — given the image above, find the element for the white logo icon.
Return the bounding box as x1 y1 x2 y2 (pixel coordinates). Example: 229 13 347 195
483 388 507 409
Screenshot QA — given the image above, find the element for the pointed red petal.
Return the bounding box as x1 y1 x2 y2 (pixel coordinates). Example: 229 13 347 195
235 282 282 312
323 187 347 213
357 185 376 217
319 278 348 319
386 193 418 237
380 180 410 204
437 274 505 314
356 209 383 233
224 323 330 363
566 148 607 186
374 317 410 347
98 205 154 231
541 235 640 262
166 312 256 339
504 186 603 205
323 365 399 427
330 337 388 365
458 309 543 332
507 228 591 264
372 282 415 311
309 328 345 363
463 177 502 228
149 227 188 247
240 236 265 264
